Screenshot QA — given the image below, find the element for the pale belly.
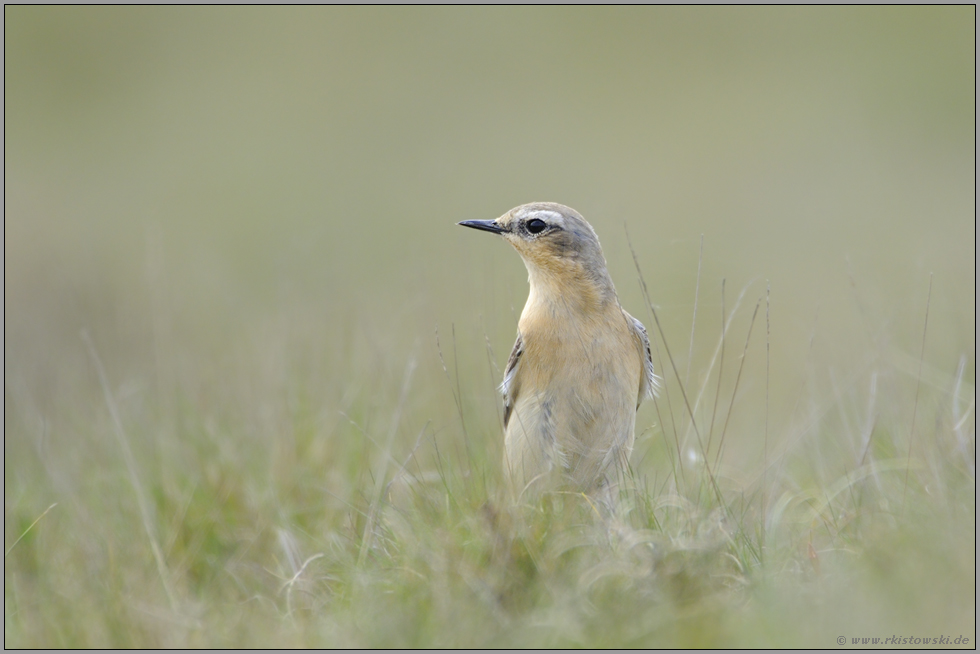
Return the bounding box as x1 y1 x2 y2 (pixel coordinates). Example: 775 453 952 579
503 339 640 493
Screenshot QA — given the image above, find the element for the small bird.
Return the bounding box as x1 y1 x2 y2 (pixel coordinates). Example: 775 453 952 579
459 202 658 498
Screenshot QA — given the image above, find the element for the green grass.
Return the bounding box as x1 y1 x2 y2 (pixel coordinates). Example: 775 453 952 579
4 257 974 647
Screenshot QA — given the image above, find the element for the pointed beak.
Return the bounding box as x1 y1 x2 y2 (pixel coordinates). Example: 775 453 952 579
458 219 507 234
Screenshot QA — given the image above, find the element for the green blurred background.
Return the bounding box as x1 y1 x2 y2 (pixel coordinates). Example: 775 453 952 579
4 6 975 647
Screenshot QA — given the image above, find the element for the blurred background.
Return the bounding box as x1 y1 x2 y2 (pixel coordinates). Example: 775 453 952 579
6 5 974 461
4 6 975 647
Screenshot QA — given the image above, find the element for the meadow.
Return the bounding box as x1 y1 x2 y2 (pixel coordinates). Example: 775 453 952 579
5 7 975 647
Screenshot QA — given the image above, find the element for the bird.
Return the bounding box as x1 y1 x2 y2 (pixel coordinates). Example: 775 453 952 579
459 202 658 500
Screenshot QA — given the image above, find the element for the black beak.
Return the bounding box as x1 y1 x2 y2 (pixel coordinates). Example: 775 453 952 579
458 219 507 234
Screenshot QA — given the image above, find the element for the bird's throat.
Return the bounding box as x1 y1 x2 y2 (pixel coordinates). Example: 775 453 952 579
523 260 617 321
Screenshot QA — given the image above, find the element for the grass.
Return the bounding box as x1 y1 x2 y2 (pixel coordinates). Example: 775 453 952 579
4 243 974 648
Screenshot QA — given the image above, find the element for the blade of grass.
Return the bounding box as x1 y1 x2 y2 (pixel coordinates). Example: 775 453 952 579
82 330 177 611
5 503 57 558
624 225 685 487
357 352 416 568
762 282 769 563
903 273 932 507
713 299 762 473
685 234 704 389
706 279 727 459
625 228 725 510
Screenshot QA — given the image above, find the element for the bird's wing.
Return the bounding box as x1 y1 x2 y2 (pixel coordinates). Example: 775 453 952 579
627 313 660 407
501 331 523 427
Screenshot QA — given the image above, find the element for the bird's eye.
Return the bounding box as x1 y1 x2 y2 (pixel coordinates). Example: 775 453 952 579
526 218 547 234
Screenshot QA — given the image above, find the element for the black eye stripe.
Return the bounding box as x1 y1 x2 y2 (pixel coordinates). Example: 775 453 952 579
526 218 547 234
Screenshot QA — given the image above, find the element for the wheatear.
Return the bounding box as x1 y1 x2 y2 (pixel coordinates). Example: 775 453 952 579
459 202 658 498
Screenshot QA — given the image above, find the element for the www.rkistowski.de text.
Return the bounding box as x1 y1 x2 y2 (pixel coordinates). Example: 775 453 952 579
838 635 971 646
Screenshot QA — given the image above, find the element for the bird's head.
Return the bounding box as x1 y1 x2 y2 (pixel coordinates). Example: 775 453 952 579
458 203 614 298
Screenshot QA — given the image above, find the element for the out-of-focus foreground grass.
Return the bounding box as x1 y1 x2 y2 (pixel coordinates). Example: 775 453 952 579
5 7 975 647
